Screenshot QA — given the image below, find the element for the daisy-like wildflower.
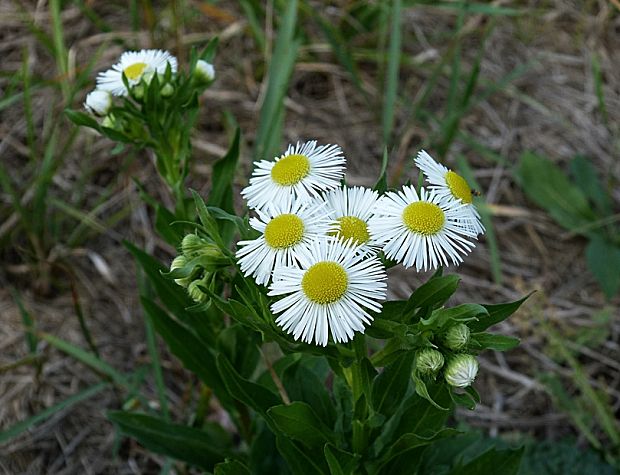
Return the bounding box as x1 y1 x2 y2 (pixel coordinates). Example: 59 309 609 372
369 186 477 271
84 89 112 116
414 150 485 235
444 354 479 388
235 197 332 286
323 186 381 254
96 49 178 96
194 60 215 83
241 140 346 210
269 237 387 346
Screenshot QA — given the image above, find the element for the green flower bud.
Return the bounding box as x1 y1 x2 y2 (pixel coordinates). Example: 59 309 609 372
444 354 479 388
416 348 444 375
445 323 470 350
187 278 209 303
181 234 207 257
101 114 115 129
170 254 191 287
160 83 174 98
132 83 145 100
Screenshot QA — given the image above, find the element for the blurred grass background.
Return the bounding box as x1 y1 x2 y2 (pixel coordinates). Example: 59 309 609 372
0 0 619 473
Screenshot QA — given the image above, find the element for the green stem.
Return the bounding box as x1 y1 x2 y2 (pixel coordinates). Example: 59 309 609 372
350 335 370 454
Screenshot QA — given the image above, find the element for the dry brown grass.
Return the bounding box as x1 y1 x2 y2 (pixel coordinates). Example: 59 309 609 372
1 0 619 473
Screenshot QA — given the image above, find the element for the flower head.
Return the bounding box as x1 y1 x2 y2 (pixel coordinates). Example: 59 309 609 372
323 186 381 254
235 197 332 285
170 255 192 287
414 150 485 235
444 354 479 388
96 49 178 96
269 237 387 346
369 186 477 271
241 140 346 210
84 89 112 116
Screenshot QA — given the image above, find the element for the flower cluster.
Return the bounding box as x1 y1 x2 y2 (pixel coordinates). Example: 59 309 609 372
83 48 214 120
236 142 485 346
415 323 480 388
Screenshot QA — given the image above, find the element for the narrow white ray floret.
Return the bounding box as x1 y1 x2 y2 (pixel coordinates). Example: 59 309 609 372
235 196 332 286
269 237 387 346
241 140 346 210
96 49 178 96
414 150 485 235
323 186 381 254
369 186 477 271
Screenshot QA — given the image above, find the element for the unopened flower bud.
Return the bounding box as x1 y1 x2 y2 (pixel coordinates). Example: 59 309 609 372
181 234 206 257
416 348 444 375
170 255 191 287
194 60 215 84
160 83 174 97
84 89 112 116
445 354 479 388
132 83 145 100
101 114 115 129
445 323 470 350
187 278 209 303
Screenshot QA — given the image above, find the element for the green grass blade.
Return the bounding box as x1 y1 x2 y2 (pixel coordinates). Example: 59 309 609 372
382 0 402 147
49 0 70 101
254 0 300 161
0 382 108 444
145 312 170 420
10 289 37 354
591 54 608 125
239 0 266 53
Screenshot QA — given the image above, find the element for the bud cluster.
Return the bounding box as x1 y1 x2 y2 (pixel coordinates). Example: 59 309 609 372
169 233 228 304
414 322 479 388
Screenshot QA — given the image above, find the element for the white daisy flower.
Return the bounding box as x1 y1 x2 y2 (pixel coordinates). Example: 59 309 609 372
369 186 477 271
235 197 332 286
323 186 381 254
269 237 387 346
444 354 479 388
84 89 112 116
96 49 178 97
414 150 485 235
241 140 346 210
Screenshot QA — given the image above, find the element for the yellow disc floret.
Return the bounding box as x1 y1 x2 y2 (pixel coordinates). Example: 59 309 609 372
271 154 311 186
302 261 348 304
123 62 148 81
264 214 305 249
331 216 370 245
402 202 445 235
445 171 473 204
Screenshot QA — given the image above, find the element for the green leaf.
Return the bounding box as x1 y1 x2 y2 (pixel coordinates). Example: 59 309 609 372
450 447 524 475
421 304 488 331
586 235 620 299
216 353 281 418
268 402 337 448
141 298 232 407
283 361 336 427
472 333 520 351
569 155 612 216
377 428 460 470
155 204 183 246
412 373 449 410
214 459 250 475
208 128 240 214
217 324 260 379
409 275 460 312
374 147 389 193
108 411 229 470
324 444 360 475
470 295 530 332
276 435 328 475
0 382 108 443
64 109 100 129
517 151 596 230
371 352 414 417
192 189 224 248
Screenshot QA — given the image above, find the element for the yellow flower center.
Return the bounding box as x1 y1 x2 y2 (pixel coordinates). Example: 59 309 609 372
330 216 370 245
271 154 311 186
402 202 445 235
445 171 473 204
123 62 148 81
302 261 348 304
264 214 305 249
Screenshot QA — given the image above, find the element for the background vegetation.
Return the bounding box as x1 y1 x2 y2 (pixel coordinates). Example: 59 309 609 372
0 0 618 473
